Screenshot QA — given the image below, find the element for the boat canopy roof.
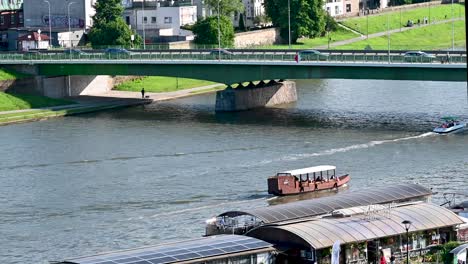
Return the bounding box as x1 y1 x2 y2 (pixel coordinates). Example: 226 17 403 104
441 116 459 120
280 165 336 176
219 183 432 224
247 203 463 250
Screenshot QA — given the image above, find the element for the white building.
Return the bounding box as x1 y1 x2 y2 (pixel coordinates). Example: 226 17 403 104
325 0 344 17
124 1 197 43
236 0 265 28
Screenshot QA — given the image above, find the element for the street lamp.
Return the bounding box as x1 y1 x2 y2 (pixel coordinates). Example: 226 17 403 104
44 0 51 48
67 1 76 50
387 13 390 63
217 0 221 59
288 0 291 49
142 0 146 50
451 0 454 50
402 220 412 264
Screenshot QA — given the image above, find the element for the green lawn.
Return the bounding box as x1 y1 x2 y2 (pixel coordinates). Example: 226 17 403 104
335 20 466 50
0 92 74 111
114 76 219 93
341 3 465 35
0 68 29 81
259 28 359 49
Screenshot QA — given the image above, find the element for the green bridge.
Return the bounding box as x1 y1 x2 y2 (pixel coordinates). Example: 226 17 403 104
13 60 467 84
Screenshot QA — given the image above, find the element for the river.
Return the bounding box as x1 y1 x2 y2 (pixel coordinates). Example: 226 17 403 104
0 79 467 263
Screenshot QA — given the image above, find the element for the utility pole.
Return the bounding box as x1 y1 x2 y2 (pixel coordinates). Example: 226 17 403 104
44 0 51 48
142 0 146 50
451 0 454 50
387 13 390 63
217 0 221 59
67 1 75 58
288 0 291 49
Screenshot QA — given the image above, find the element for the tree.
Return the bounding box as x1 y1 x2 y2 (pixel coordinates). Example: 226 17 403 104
88 0 141 47
238 13 246 31
204 0 244 17
264 0 327 43
192 16 235 47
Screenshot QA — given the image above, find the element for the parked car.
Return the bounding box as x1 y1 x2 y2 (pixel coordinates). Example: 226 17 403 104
104 48 131 58
403 51 436 63
297 50 329 61
63 49 88 57
23 50 41 60
209 48 233 59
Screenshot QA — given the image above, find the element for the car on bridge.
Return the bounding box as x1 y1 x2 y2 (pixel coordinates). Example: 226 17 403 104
297 50 329 62
403 51 437 63
104 48 131 59
209 48 233 59
63 49 89 58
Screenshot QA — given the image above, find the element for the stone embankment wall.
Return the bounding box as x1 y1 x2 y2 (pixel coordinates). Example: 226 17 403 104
233 28 282 48
215 81 297 111
168 28 282 49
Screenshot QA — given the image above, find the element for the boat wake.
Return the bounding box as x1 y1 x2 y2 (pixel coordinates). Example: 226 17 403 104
149 197 266 218
266 132 436 163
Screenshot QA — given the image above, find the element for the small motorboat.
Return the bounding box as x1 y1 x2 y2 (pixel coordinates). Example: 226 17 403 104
433 117 466 134
267 165 350 196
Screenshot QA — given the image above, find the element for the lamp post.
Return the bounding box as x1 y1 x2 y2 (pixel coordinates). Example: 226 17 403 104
451 0 454 50
387 13 390 63
402 220 412 264
44 0 51 48
37 29 41 49
67 1 75 50
217 0 221 59
142 0 146 50
288 0 291 49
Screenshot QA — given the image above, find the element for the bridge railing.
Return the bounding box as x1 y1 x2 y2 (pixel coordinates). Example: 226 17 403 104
0 50 466 64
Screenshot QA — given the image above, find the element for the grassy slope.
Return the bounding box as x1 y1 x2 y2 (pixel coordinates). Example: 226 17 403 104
341 4 465 35
0 68 29 81
260 28 359 49
336 20 466 50
0 92 74 111
114 76 218 93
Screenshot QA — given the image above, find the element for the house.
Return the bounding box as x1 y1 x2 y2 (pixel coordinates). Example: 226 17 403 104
17 31 50 50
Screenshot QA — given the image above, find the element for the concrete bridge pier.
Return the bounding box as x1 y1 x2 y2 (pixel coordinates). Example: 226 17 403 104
215 80 297 112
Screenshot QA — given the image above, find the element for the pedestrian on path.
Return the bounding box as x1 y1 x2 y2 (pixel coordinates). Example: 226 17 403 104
141 88 145 99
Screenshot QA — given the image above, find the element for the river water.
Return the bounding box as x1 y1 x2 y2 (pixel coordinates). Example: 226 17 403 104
1 79 467 264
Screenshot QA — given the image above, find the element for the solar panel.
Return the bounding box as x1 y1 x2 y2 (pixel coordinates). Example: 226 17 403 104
57 235 272 264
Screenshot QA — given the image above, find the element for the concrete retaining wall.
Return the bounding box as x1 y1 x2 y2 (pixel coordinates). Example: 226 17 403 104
234 28 282 48
215 81 297 111
1 75 114 98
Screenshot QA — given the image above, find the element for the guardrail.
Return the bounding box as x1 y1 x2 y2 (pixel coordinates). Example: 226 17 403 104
0 50 466 64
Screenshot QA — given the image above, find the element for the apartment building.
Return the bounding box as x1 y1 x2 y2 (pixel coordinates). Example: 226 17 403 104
123 0 197 43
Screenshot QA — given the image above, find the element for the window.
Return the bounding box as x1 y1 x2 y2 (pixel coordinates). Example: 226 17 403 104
125 16 130 25
18 12 23 24
143 16 147 24
346 4 351 12
0 16 4 25
335 6 339 15
10 13 15 24
151 17 156 23
164 17 172 24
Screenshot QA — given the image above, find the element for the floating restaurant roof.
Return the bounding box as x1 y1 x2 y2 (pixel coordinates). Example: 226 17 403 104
55 235 273 264
219 183 432 223
247 203 464 250
280 165 336 176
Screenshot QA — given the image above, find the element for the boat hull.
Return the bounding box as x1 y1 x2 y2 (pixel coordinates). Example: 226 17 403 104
268 174 350 196
433 123 466 134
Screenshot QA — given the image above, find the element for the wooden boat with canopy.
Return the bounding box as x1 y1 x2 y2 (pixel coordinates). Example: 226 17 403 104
267 165 350 196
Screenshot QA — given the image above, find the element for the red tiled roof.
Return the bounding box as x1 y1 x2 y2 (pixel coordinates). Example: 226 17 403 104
17 32 51 41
